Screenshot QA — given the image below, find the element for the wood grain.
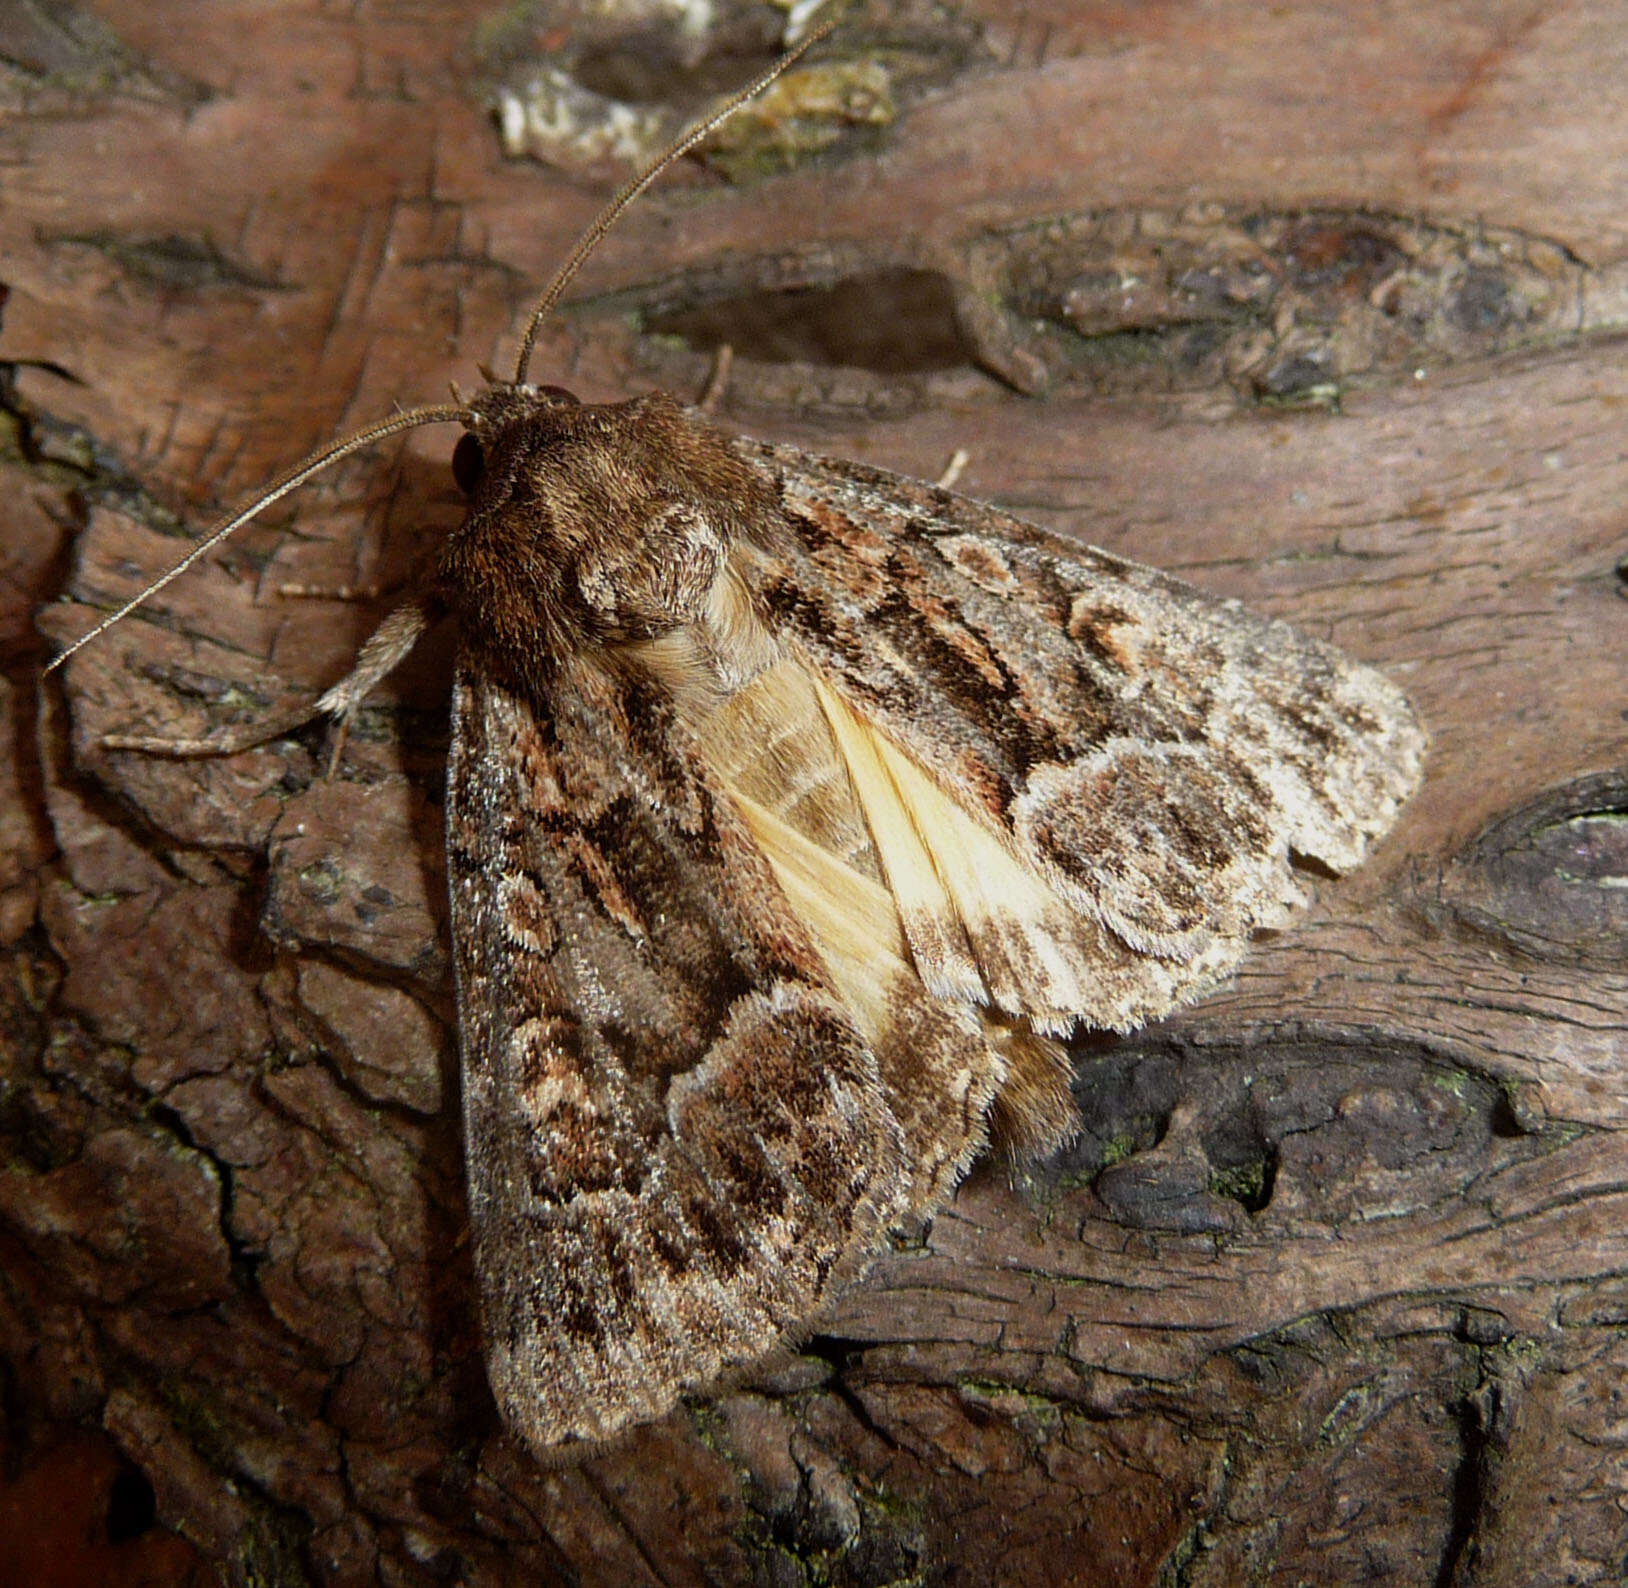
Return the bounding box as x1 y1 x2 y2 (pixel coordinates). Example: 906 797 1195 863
2 1 1625 1583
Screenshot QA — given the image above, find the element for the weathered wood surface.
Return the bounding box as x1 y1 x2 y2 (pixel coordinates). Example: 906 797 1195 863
2 2 1627 1584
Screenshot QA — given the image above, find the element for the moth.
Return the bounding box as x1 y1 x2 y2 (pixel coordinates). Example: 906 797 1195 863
47 25 1424 1459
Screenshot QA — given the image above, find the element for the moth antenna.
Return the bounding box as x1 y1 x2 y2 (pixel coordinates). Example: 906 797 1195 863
43 402 473 676
512 7 841 385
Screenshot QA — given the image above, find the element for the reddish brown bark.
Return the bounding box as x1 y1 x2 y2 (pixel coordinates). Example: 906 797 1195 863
2 2 1626 1584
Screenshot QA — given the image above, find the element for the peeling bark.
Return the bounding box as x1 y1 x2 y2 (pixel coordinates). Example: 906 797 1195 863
3 2 1627 1584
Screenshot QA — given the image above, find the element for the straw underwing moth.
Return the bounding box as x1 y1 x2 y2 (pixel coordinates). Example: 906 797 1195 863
437 385 1423 1456
48 24 1425 1460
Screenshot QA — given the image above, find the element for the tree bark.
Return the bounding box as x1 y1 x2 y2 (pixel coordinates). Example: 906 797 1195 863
3 2 1627 1584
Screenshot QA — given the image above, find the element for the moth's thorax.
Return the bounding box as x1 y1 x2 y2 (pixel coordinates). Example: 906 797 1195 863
438 384 782 703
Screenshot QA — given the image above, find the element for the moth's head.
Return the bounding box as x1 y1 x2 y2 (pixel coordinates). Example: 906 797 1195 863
440 383 776 662
449 380 582 500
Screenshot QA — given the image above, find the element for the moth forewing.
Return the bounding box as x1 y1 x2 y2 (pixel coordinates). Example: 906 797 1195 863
445 651 916 1452
755 437 1425 993
811 668 1104 1031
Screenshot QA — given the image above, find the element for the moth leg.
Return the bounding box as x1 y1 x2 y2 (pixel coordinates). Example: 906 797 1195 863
935 448 970 491
275 580 382 601
102 704 336 758
311 598 433 772
101 599 433 767
696 342 734 416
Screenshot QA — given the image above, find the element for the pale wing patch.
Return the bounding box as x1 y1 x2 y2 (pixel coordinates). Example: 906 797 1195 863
695 655 1273 1041
801 670 984 1006
737 777 1074 1161
703 660 1081 1163
721 743 1088 1185
688 650 880 878
726 787 911 1037
686 654 1080 1190
809 669 1102 1035
689 653 909 1043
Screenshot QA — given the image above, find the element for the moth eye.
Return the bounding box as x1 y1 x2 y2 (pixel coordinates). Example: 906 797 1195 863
452 433 486 496
538 385 580 405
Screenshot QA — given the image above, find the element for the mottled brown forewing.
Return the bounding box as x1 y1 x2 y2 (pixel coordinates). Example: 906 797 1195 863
747 439 1424 1021
76 378 1421 1463
444 650 907 1452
